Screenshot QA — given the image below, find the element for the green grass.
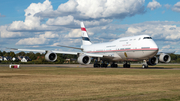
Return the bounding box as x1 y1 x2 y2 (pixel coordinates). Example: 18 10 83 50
0 65 180 101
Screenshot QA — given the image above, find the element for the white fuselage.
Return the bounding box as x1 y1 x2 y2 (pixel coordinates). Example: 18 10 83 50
81 35 159 62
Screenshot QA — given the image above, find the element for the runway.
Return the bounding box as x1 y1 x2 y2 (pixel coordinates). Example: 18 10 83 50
1 64 180 69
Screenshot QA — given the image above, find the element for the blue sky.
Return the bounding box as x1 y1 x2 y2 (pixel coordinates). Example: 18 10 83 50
1 0 180 54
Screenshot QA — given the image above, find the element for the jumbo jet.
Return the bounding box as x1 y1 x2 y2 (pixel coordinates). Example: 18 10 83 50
11 22 173 68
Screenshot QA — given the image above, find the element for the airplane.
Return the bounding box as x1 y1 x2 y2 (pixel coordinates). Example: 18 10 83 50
11 22 173 68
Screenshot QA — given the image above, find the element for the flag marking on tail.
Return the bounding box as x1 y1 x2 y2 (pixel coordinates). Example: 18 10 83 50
81 28 86 31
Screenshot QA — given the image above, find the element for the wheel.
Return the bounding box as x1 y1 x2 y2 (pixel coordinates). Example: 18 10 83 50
142 64 148 68
111 64 118 68
123 63 130 68
142 65 145 69
94 64 100 68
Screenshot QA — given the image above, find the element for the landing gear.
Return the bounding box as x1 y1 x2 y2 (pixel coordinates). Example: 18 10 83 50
101 63 108 68
123 62 130 68
93 63 100 68
142 60 148 68
111 62 118 68
93 58 108 68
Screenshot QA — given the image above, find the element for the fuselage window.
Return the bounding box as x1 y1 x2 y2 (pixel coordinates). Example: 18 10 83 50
143 37 152 39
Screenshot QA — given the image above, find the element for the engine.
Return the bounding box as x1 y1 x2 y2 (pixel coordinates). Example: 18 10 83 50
45 51 57 62
77 54 91 65
159 53 171 63
147 56 158 66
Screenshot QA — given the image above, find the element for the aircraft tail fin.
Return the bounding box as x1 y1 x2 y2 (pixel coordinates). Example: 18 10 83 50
81 22 92 45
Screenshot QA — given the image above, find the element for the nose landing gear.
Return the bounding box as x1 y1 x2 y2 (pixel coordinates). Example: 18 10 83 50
142 60 148 68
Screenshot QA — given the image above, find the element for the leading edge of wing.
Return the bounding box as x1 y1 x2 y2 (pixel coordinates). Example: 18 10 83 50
57 45 83 51
156 51 175 55
8 48 104 57
8 48 46 53
9 48 78 55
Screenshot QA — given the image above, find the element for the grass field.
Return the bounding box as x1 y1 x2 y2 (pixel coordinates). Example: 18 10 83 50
1 64 180 101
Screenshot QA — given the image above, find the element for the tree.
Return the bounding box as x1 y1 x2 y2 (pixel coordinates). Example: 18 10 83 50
170 54 177 61
10 51 16 57
0 51 3 56
27 52 37 60
17 51 26 56
2 51 6 56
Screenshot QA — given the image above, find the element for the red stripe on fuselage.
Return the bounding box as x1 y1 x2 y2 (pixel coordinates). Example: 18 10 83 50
81 28 86 31
85 48 159 53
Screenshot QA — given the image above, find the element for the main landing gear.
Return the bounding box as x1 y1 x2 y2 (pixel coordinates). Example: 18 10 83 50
123 62 130 68
93 59 118 68
111 62 118 68
93 59 108 68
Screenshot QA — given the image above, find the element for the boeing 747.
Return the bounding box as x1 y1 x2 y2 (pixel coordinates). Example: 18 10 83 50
11 22 173 68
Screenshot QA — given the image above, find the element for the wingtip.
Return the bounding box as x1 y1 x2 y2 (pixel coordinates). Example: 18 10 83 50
6 48 18 50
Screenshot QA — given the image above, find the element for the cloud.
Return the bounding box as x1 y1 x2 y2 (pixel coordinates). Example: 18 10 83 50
147 0 161 10
65 29 94 38
8 0 53 31
172 2 180 12
46 15 75 26
118 21 180 40
162 45 171 49
3 0 145 33
38 0 145 19
16 37 47 45
39 31 59 38
16 31 59 45
0 13 6 17
0 25 22 38
164 4 171 9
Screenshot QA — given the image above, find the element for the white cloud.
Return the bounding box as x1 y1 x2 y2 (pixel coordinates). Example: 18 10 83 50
56 0 145 19
65 29 94 38
39 32 59 38
1 0 145 33
57 0 78 13
172 2 180 12
46 15 75 26
0 25 22 38
16 37 47 45
119 21 180 40
15 31 59 45
147 0 161 10
8 0 53 31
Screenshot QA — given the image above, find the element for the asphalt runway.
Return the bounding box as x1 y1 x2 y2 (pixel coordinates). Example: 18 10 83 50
1 64 180 70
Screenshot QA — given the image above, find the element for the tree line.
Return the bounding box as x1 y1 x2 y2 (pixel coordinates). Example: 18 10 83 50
0 51 77 64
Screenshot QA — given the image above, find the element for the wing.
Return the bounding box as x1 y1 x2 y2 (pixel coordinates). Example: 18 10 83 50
9 48 104 57
156 51 175 55
57 45 83 51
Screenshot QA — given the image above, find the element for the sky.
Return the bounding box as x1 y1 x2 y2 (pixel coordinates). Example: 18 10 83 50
1 0 180 54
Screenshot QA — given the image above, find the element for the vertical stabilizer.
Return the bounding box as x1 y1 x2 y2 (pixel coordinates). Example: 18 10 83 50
81 22 92 45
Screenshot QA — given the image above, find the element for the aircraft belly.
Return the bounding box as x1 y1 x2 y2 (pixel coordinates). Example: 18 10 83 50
117 50 158 61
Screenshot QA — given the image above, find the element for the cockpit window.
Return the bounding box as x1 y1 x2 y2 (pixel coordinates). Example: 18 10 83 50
143 37 152 39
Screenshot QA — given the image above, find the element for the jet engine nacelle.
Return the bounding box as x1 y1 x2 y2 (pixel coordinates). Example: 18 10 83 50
159 53 171 63
77 54 91 65
147 56 158 66
45 51 57 62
